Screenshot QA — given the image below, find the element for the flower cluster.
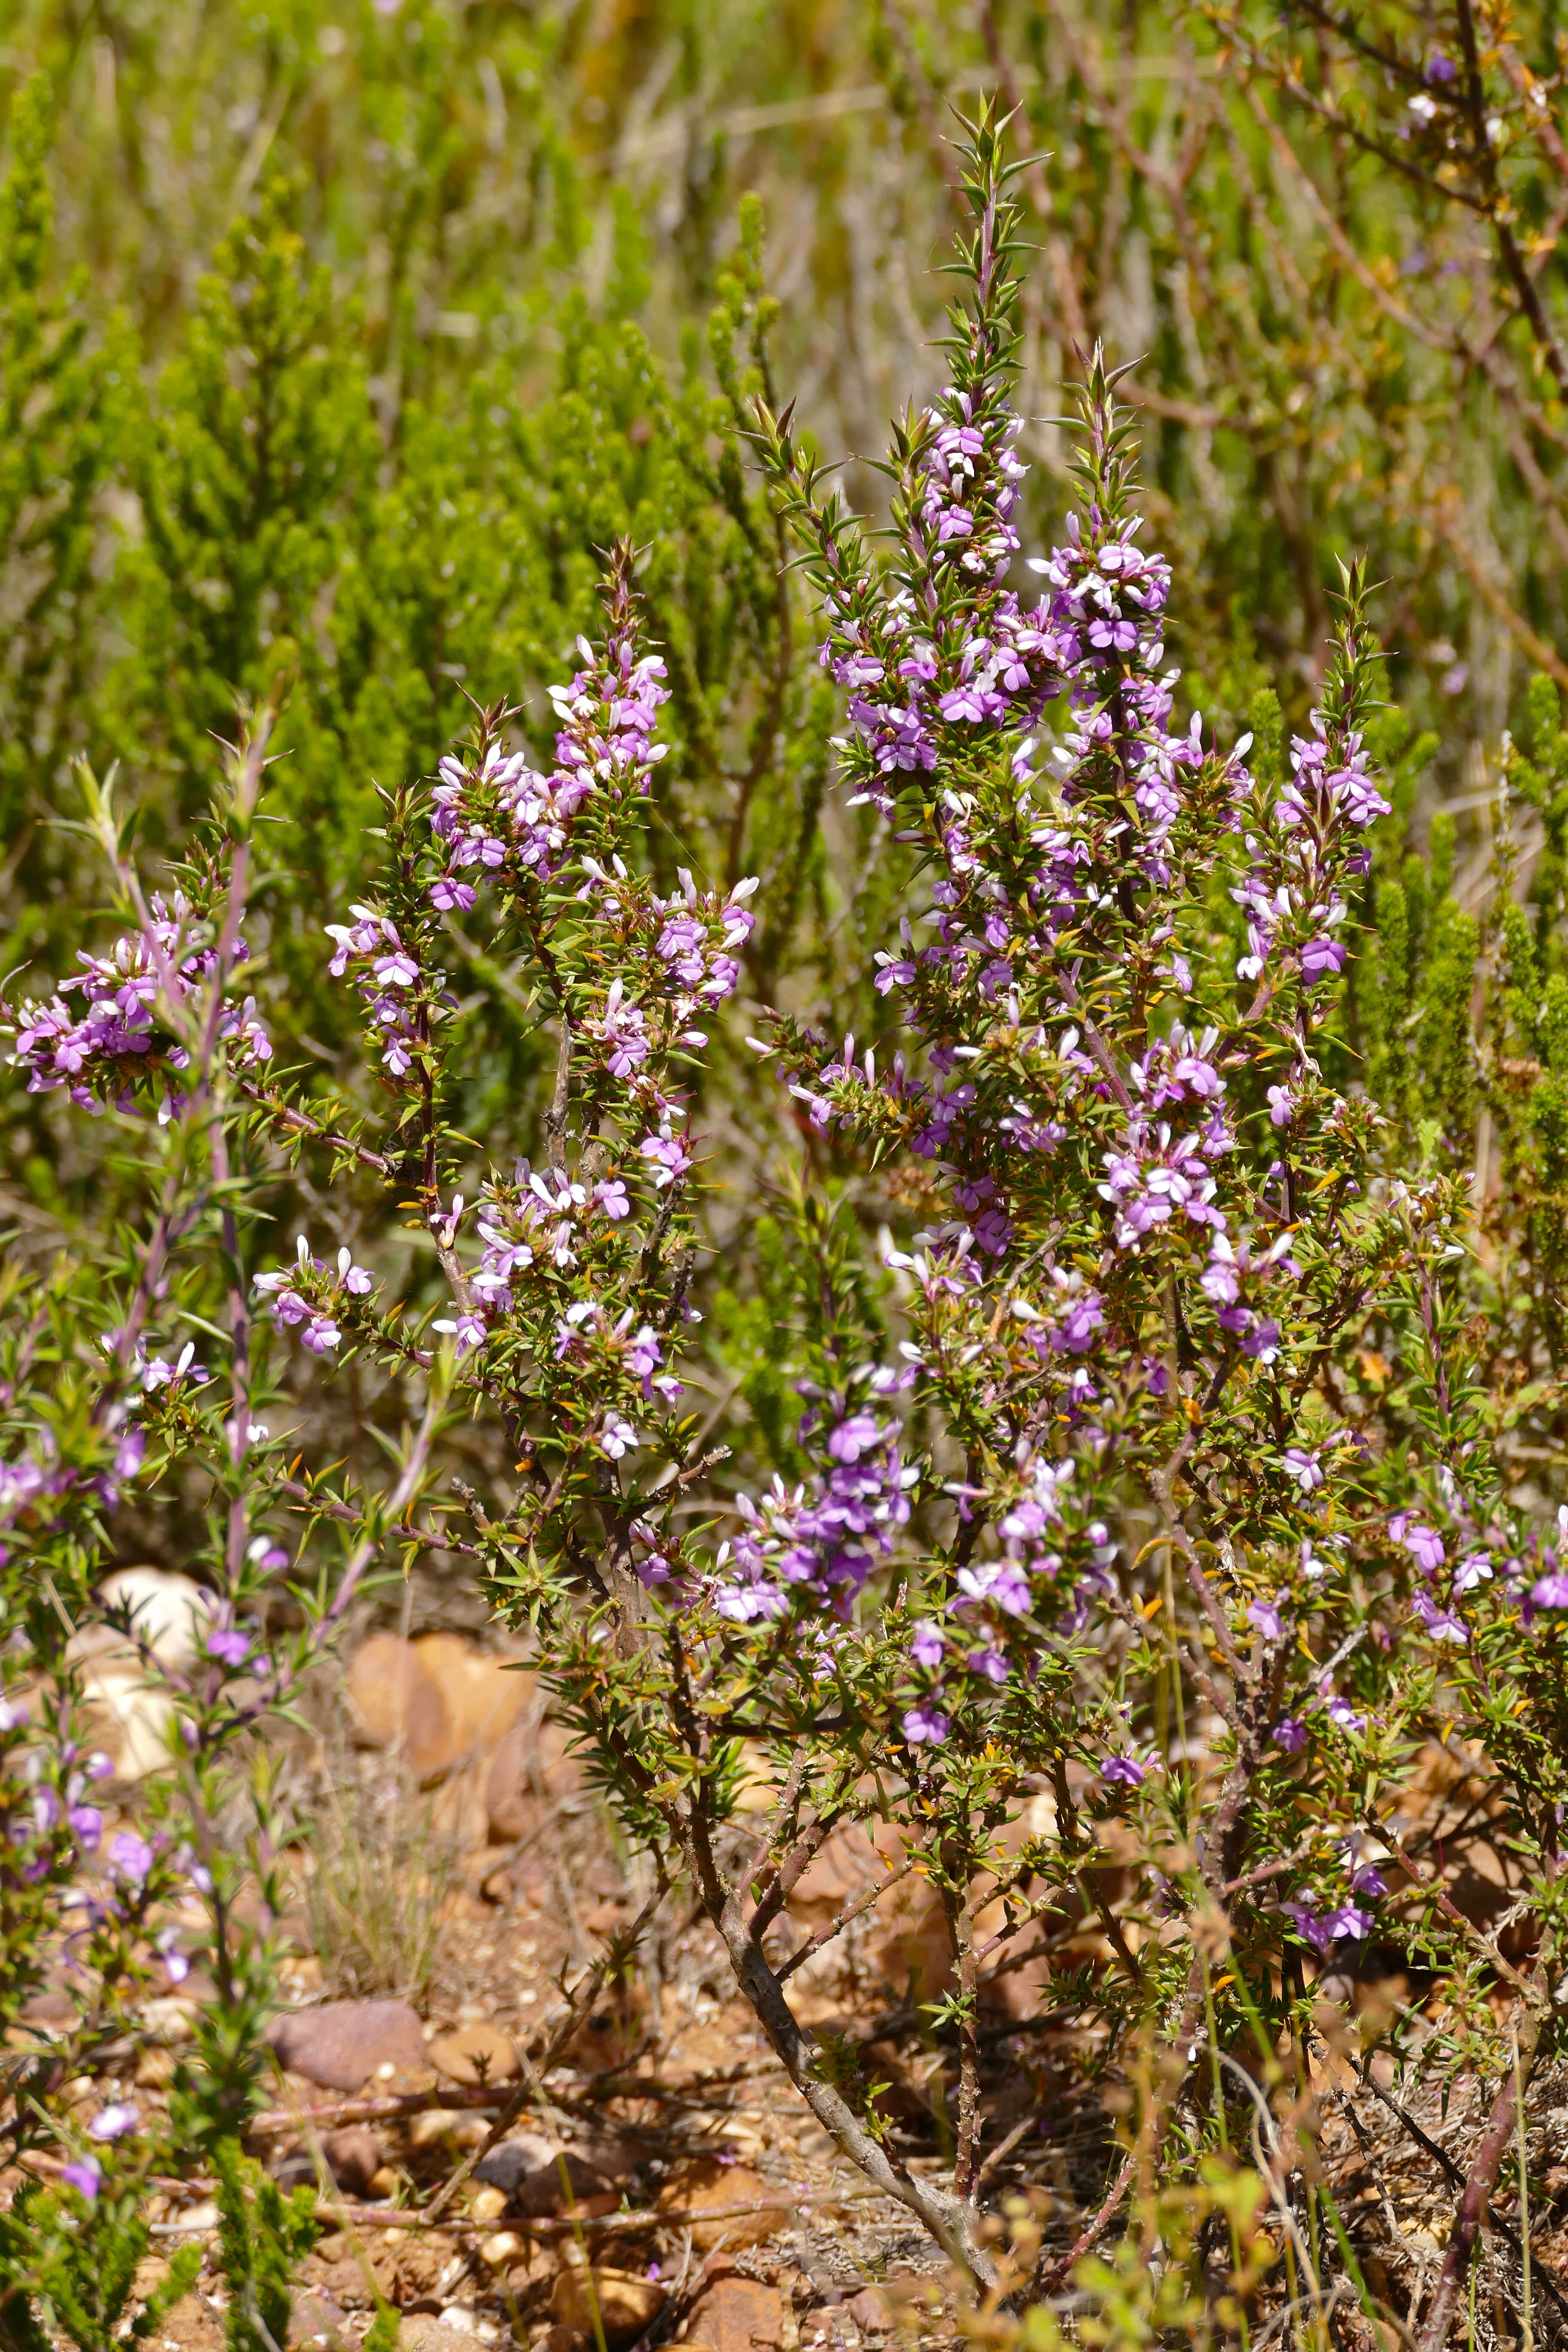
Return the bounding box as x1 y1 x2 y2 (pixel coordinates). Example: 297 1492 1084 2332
1232 714 1391 1000
0 1413 147 1568
714 1372 917 1626
255 1238 377 1356
894 1448 1124 1740
324 903 430 1079
575 865 758 1110
550 1298 685 1454
817 397 1067 806
8 893 271 1114
427 622 669 915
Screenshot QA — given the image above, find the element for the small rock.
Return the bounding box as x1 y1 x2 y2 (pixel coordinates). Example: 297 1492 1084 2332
406 2109 491 2153
346 1633 448 1767
478 2231 524 2268
151 2294 226 2352
266 2000 428 2092
417 1633 530 1758
144 1995 197 2045
407 2110 463 2151
18 1987 75 2027
471 2133 556 2195
426 2023 518 2086
469 2132 623 2216
320 2128 386 2197
655 2159 778 2250
96 1567 212 1670
550 2263 665 2349
348 1634 529 1783
368 2166 399 2198
399 2322 481 2352
683 2270 785 2352
77 1661 178 1782
288 2290 349 2346
470 2187 508 2223
523 2142 628 2219
484 1714 579 1841
845 2286 893 2335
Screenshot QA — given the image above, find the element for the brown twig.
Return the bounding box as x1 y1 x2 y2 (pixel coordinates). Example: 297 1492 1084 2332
1416 1969 1553 2352
146 2188 892 2241
1032 2147 1137 2294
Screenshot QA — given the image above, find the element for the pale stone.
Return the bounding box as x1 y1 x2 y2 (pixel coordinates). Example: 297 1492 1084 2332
96 1568 212 1669
427 2023 518 2086
655 2159 778 2250
549 2264 665 2349
348 1633 530 1784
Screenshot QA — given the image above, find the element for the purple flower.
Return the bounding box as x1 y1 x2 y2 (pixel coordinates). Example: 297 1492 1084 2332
299 1311 341 1356
1241 1320 1281 1363
1401 1522 1446 1574
1531 1572 1568 1609
1247 1597 1286 1642
1282 1447 1323 1492
1300 937 1346 983
68 1805 103 1849
1411 1591 1467 1644
902 1701 951 1746
156 1927 192 1985
108 1833 154 1883
1285 1902 1335 1956
61 2158 101 2199
910 1620 945 1667
640 1131 694 1189
1325 1901 1374 1941
1271 1717 1308 1753
1101 1755 1146 1787
1266 1085 1297 1128
827 1413 884 1465
432 1313 487 1358
1053 1294 1105 1354
206 1628 251 1669
336 1247 375 1295
87 2102 138 2141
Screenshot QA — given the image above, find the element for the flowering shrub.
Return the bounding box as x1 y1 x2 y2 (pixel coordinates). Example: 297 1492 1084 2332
6 103 1568 2349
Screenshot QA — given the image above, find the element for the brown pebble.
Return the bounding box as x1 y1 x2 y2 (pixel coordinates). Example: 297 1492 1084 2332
265 2000 427 2093
425 2022 518 2086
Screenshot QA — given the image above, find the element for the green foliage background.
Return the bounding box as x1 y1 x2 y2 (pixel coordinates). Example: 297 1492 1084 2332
6 0 1568 1501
